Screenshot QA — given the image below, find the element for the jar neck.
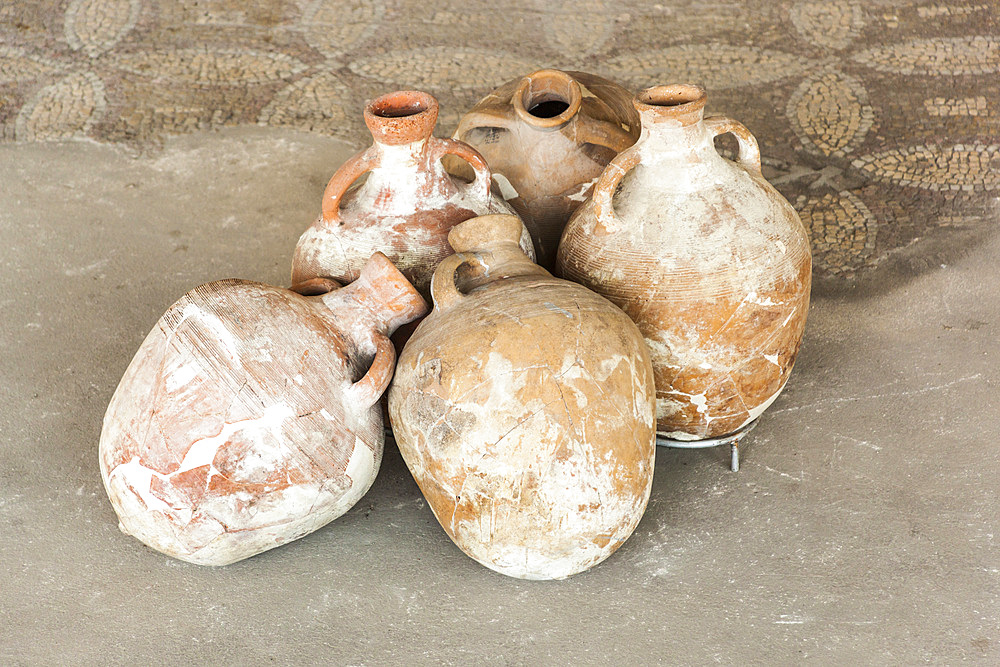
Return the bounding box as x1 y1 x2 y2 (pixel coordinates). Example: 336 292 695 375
318 253 427 338
630 120 726 192
359 138 451 213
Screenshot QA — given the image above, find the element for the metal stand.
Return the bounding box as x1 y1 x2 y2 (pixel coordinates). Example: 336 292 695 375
655 418 759 472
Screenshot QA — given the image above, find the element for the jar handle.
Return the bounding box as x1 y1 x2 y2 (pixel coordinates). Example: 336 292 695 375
573 114 636 153
454 106 516 137
430 251 490 311
592 145 641 236
289 277 341 296
347 331 396 408
321 146 380 223
428 137 493 201
704 115 762 177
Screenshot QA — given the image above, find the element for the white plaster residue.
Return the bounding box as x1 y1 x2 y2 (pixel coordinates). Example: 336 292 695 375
565 175 600 202
109 403 296 515
744 290 781 307
344 437 376 486
746 384 785 422
165 360 200 392
492 172 520 201
660 430 702 441
178 303 241 361
764 353 780 367
176 403 294 476
426 346 652 579
110 457 173 513
589 131 809 298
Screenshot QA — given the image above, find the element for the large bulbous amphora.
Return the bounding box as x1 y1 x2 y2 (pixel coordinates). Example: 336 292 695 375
100 253 427 565
390 214 656 580
558 84 812 442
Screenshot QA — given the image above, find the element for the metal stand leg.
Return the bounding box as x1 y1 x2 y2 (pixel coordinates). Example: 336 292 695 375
656 418 758 472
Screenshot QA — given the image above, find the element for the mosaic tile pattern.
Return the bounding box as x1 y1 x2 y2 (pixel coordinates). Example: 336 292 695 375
788 69 873 158
607 44 817 90
854 143 1000 193
924 97 988 117
789 1 865 51
854 36 1000 76
63 0 141 57
1 0 997 284
796 191 877 277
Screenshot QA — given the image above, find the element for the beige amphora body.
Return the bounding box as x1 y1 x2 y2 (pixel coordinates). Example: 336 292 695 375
292 90 533 299
557 85 812 441
100 254 428 565
389 215 656 580
454 70 639 268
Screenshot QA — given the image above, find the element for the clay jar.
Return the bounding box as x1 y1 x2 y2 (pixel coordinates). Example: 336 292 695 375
292 90 533 299
100 253 428 565
557 84 812 441
389 214 656 580
454 69 639 268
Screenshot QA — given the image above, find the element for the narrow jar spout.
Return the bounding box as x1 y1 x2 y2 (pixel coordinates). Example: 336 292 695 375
322 252 429 336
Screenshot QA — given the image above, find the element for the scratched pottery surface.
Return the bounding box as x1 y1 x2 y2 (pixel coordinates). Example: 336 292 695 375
389 214 656 580
454 69 640 268
291 90 534 299
100 253 428 565
558 85 812 441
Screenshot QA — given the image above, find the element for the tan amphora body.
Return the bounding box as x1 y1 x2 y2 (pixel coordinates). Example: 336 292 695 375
454 70 639 268
557 85 812 441
100 254 428 565
292 90 533 299
389 215 656 580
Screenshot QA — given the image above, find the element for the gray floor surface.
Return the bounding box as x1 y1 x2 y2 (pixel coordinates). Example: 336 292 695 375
1 129 998 664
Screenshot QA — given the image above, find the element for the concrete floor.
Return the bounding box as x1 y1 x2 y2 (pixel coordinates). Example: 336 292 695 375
1 129 998 664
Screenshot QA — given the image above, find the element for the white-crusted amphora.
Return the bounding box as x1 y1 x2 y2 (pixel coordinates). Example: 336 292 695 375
389 214 656 580
557 84 812 441
292 90 534 299
100 253 428 565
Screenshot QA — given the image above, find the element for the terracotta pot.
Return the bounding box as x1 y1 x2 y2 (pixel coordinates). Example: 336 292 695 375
557 84 812 441
454 69 639 268
389 214 656 580
100 253 428 565
292 90 534 299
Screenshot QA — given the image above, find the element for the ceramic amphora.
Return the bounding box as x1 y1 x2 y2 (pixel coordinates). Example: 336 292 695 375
100 253 428 565
292 90 534 299
454 69 639 268
557 84 812 441
389 214 656 580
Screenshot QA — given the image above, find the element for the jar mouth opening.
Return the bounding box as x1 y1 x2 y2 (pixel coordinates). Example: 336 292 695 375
635 84 707 122
364 90 439 145
514 69 582 129
368 91 435 118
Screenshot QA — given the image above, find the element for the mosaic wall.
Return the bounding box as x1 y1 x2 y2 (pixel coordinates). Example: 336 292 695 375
2 0 997 282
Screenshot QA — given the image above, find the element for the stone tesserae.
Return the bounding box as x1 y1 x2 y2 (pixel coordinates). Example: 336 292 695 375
100 73 811 579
